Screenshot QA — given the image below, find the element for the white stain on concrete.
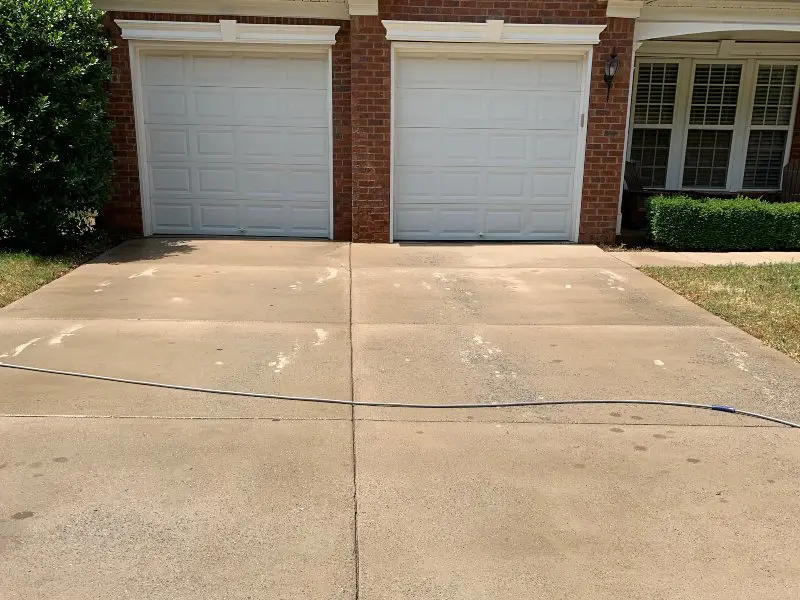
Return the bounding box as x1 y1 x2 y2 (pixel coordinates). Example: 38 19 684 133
171 297 185 303
565 284 572 289
315 267 339 284
393 283 401 288
289 281 303 291
421 282 432 290
653 359 665 367
715 337 750 372
94 281 112 293
129 268 158 279
495 274 530 293
433 272 455 284
313 328 329 346
215 361 224 366
600 270 628 289
269 341 301 374
48 325 84 346
461 333 502 364
1 338 42 358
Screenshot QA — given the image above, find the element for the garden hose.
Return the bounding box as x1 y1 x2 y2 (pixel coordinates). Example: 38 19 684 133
0 362 798 427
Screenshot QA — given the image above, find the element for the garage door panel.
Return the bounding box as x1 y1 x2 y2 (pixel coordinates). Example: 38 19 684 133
394 203 572 240
152 203 194 231
198 204 239 229
144 86 327 128
396 55 582 91
197 167 237 193
148 126 328 165
143 53 329 89
150 166 192 194
532 172 574 200
395 88 580 130
397 129 578 168
484 209 523 234
142 54 185 86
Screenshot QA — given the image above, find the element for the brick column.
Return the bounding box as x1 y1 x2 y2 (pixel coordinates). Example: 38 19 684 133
350 15 392 242
99 14 144 235
579 17 636 245
331 22 353 240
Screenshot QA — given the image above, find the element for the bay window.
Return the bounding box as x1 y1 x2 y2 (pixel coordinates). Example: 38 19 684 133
628 58 800 192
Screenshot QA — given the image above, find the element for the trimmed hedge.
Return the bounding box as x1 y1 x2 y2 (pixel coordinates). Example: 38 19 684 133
0 0 112 251
648 195 800 251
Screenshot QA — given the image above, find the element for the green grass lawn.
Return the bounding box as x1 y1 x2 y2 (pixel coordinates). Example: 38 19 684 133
642 263 800 363
0 252 84 308
0 238 116 308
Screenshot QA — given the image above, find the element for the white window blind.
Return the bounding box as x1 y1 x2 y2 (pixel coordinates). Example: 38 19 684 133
629 62 679 188
682 64 741 189
743 65 798 189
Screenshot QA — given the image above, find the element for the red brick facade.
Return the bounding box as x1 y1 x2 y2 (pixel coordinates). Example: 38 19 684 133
102 4 636 244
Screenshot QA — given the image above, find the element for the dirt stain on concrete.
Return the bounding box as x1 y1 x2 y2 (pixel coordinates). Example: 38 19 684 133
687 458 701 464
610 427 624 433
11 511 34 520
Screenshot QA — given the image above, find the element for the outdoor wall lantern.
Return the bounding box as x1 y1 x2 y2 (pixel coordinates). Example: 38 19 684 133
604 50 620 101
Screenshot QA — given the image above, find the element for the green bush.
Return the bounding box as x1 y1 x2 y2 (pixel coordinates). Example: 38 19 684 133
648 195 800 251
0 0 112 251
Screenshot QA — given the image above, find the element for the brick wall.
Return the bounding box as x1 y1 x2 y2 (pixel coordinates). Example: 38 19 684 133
104 4 635 245
350 15 391 242
349 1 632 243
101 12 352 240
580 17 635 244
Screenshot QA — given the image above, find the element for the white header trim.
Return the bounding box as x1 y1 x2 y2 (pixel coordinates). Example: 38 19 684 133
382 20 606 45
116 20 340 45
95 0 349 20
606 0 644 19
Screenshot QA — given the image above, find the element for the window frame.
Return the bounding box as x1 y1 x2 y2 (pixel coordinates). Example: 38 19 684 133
740 60 800 191
628 57 683 189
627 56 800 193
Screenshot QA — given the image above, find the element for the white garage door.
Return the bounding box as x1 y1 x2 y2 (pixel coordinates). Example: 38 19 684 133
393 53 585 241
140 50 331 237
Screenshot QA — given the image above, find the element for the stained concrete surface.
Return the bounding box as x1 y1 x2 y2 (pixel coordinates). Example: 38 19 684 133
352 323 798 424
352 266 721 326
355 421 800 600
3 263 350 323
0 418 354 600
2 239 800 599
0 319 350 419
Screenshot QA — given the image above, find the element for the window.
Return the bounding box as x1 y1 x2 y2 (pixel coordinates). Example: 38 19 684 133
682 64 741 188
629 62 679 188
743 65 798 189
628 58 799 191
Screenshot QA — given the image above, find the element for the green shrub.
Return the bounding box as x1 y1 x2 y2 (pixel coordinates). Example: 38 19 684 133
0 0 112 251
648 195 800 251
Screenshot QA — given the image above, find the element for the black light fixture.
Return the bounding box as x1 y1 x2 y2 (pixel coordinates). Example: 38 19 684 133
604 49 620 101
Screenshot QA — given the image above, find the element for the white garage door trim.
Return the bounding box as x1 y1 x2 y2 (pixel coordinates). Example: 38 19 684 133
120 20 338 237
387 23 600 242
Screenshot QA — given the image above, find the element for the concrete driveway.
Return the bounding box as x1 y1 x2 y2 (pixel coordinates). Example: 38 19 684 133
1 239 799 599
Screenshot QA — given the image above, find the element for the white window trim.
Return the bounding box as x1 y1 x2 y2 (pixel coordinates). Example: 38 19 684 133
382 20 606 46
388 44 594 243
126 39 335 238
116 20 340 45
628 56 800 193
